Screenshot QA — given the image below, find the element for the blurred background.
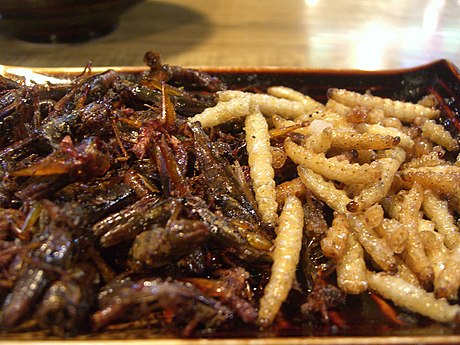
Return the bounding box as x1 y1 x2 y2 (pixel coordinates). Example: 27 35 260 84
0 0 458 70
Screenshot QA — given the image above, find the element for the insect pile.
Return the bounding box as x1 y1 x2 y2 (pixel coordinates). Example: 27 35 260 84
0 51 459 338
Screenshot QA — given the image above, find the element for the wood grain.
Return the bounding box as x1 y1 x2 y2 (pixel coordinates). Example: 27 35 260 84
0 0 458 69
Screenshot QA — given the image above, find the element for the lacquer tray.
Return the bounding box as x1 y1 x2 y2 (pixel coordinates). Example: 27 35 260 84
0 60 459 345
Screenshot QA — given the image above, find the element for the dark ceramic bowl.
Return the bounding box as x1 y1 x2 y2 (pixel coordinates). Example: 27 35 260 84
0 0 143 43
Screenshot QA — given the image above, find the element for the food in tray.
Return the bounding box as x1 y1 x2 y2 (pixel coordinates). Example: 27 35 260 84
0 51 459 337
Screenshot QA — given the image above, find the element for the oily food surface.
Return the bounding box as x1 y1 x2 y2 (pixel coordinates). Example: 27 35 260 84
0 52 459 338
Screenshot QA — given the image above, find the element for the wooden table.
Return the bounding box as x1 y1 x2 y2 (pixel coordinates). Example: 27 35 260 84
0 0 459 70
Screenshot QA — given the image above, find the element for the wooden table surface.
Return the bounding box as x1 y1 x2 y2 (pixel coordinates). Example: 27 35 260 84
0 0 459 70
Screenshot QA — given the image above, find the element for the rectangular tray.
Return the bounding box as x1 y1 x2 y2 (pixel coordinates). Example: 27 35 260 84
0 60 459 345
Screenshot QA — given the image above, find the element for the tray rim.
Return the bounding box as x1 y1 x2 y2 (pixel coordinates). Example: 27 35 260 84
0 58 459 78
1 334 460 345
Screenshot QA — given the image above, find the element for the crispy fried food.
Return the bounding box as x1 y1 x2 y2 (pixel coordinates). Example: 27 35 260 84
285 138 382 185
374 218 407 254
366 271 460 323
204 83 459 326
401 147 445 169
356 123 414 150
303 126 333 153
394 184 434 288
419 229 453 299
321 212 350 260
435 245 460 301
394 258 422 288
331 130 400 151
418 94 438 108
336 233 368 294
267 86 324 114
295 109 349 127
420 119 459 152
275 177 308 208
345 106 369 124
297 165 351 213
399 165 460 195
345 212 397 273
270 115 311 137
258 195 304 326
328 88 440 123
2 60 460 337
250 93 305 119
264 84 459 326
245 104 278 224
188 90 250 127
270 146 287 169
325 99 351 117
422 188 460 249
363 204 384 229
347 147 405 212
381 116 404 129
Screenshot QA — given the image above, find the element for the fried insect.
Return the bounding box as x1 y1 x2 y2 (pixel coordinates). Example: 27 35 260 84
250 93 305 119
394 184 434 288
420 119 459 152
258 195 304 326
245 104 278 225
187 91 250 128
422 188 460 249
285 138 382 185
328 88 440 123
345 212 397 273
131 219 210 268
297 165 351 213
34 263 100 336
267 86 324 114
399 165 460 197
419 230 452 299
183 268 257 324
336 234 368 295
366 272 460 323
356 123 414 150
91 277 234 335
330 130 400 151
1 201 76 329
347 147 405 212
374 218 407 254
320 212 349 261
